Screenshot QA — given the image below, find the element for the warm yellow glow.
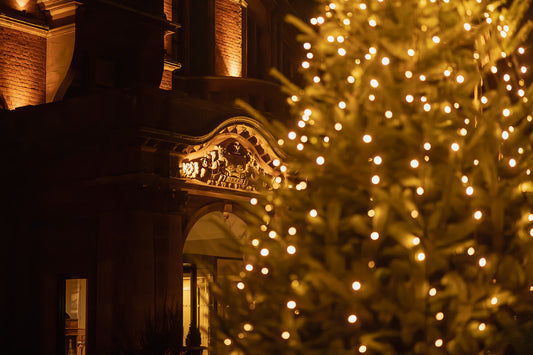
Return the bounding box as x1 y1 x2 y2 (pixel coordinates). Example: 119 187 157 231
468 247 475 255
410 159 419 168
244 323 253 331
352 281 361 291
281 331 290 339
288 227 297 235
260 248 269 256
245 264 253 271
309 209 318 218
287 300 296 309
479 323 486 331
435 312 444 321
316 156 325 165
287 245 296 254
363 134 372 143
348 314 358 323
491 297 498 305
371 175 380 185
359 345 367 353
370 232 380 240
479 257 487 267
474 211 482 220
237 282 245 290
370 79 379 88
417 252 425 261
373 156 382 165
429 288 437 296
224 338 232 346
435 339 443 347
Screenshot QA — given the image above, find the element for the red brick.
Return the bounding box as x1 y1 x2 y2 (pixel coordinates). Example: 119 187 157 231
215 0 242 77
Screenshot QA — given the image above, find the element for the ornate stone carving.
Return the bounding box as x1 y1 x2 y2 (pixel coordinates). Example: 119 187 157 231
180 138 270 191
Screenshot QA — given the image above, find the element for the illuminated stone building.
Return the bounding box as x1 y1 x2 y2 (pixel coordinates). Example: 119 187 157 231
0 0 309 353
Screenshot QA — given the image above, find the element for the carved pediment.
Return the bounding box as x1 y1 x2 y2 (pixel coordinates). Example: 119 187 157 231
176 119 284 192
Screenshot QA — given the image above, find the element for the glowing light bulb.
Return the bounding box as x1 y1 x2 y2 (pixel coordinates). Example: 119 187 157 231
479 257 487 267
287 301 296 309
405 70 413 78
464 23 471 31
338 48 346 56
237 282 245 290
491 297 498 305
456 75 465 83
288 227 297 235
435 339 443 347
417 252 425 261
466 186 474 195
370 232 380 240
474 210 483 220
348 314 358 323
302 61 310 69
412 237 420 245
309 209 318 217
338 101 346 109
435 312 444 320
316 156 325 165
373 156 382 165
424 142 431 150
432 36 440 43
429 288 437 296
369 19 377 27
385 110 393 119
359 345 367 353
371 175 380 184
468 247 475 255
224 338 232 346
416 187 424 195
424 103 431 112
281 331 290 339
261 267 269 275
370 79 379 88
287 245 296 254
479 323 486 331
410 159 419 168
303 42 311 50
407 49 415 56
352 281 361 290
451 142 460 151
503 108 510 117
406 94 414 102
381 57 390 65
363 134 372 143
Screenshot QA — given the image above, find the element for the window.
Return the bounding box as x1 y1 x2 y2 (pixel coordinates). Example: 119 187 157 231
62 278 87 355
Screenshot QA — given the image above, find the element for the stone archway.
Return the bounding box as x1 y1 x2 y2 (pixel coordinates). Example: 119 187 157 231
182 210 248 355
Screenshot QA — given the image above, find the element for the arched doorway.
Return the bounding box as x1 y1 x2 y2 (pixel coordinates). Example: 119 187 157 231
183 210 248 354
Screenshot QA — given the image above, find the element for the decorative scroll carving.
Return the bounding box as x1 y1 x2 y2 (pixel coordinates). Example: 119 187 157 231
180 138 271 191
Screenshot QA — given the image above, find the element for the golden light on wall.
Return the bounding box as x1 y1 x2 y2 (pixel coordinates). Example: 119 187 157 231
15 0 30 10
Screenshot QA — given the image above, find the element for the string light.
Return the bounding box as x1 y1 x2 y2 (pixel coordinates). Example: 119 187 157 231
352 281 361 290
348 314 358 323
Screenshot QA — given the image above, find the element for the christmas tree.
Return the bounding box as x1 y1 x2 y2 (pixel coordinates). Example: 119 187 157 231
214 0 533 354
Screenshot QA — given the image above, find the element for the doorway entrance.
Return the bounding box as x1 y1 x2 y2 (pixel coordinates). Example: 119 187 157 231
183 210 248 354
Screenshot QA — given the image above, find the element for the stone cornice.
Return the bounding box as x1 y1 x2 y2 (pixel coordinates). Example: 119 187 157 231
36 0 80 21
0 12 48 37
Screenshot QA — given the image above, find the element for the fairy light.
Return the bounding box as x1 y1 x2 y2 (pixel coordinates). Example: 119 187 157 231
303 42 311 50
307 52 313 59
252 239 260 247
429 288 437 296
371 175 380 184
474 210 483 220
435 339 443 347
407 49 415 56
479 257 487 267
352 281 361 291
368 209 375 217
337 36 344 43
250 198 258 205
411 210 419 219
316 156 325 165
309 209 318 218
464 23 471 31
302 61 310 69
424 103 431 112
359 345 367 353
410 159 419 168
479 323 486 331
317 16 324 24
261 267 269 275
224 338 232 346
347 76 355 83
338 48 347 56
343 19 350 25
424 142 431 150
406 94 414 102
466 186 474 195
382 57 390 65
368 94 375 101
491 297 498 305
432 36 440 43
287 300 296 309
288 227 297 235
335 123 343 131
412 237 420 245
491 66 498 73
268 231 277 239
348 314 358 323
416 187 424 195
417 252 425 261
419 74 426 81
338 101 346 109
504 74 510 81
509 158 517 167
405 70 413 78
385 110 393 119
451 142 460 151
373 156 382 165
237 282 245 290
288 131 296 140
369 19 377 27
281 331 290 340
260 248 269 256
468 247 475 255
503 108 510 117
363 134 372 143
370 232 380 240
456 75 465 83
243 323 253 331
435 312 444 321
313 76 321 83
245 264 253 271
369 47 377 54
287 245 296 254
370 79 379 88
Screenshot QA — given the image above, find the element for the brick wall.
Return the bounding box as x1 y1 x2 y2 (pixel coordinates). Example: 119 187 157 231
163 0 173 21
215 0 242 77
159 69 172 90
0 26 46 109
